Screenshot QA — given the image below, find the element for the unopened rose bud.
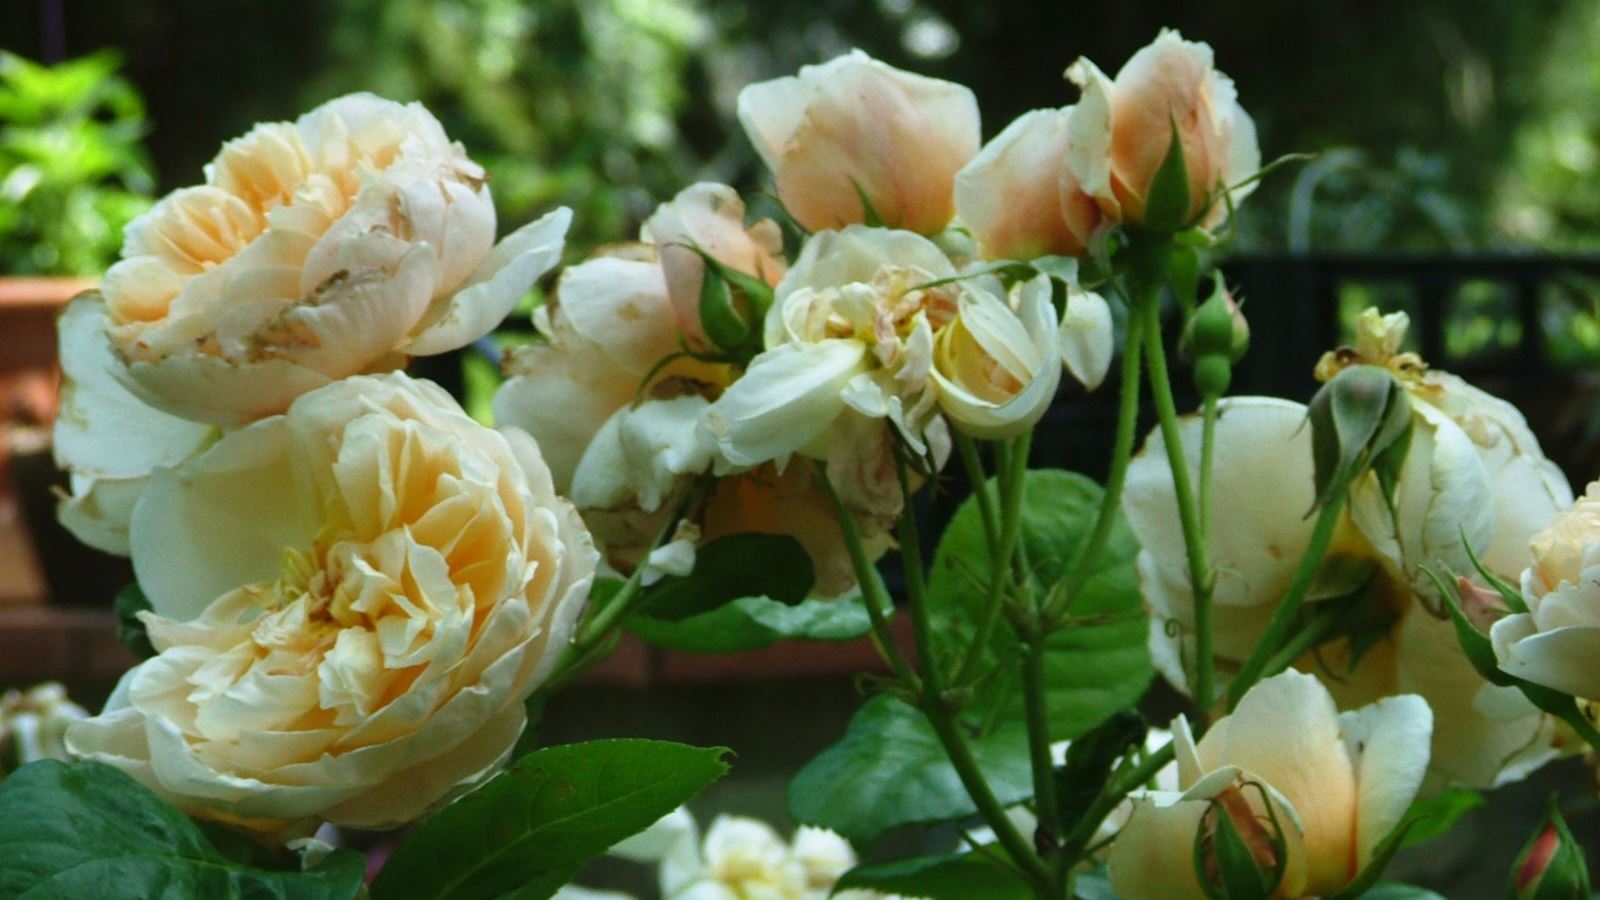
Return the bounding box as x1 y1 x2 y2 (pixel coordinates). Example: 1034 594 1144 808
1512 798 1590 900
1306 364 1413 511
1181 281 1249 365
1193 783 1286 900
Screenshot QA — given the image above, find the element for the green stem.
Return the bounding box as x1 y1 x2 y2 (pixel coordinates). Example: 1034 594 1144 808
1260 601 1345 678
1138 290 1217 717
821 471 919 689
543 477 709 693
1226 492 1348 708
1022 634 1060 852
887 455 1053 892
1194 392 1219 718
1045 305 1146 623
923 698 1055 893
953 432 1032 687
955 431 999 559
1063 739 1177 858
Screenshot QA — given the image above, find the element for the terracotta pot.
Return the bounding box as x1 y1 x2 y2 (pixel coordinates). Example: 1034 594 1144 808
0 277 132 608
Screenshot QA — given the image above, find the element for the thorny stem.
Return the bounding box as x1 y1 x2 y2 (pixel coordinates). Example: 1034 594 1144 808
820 470 919 690
1137 282 1217 719
1045 306 1146 624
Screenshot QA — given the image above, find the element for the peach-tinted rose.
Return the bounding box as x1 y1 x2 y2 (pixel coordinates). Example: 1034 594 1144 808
738 51 979 235
1109 672 1431 899
954 108 1101 260
1067 30 1260 229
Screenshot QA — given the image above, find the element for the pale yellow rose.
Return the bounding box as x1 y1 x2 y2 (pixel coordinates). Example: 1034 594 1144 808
704 226 958 468
98 93 568 424
1067 30 1260 229
738 51 979 235
643 182 787 350
930 274 1062 438
53 295 215 555
494 239 883 597
67 373 596 834
1124 388 1567 788
954 108 1102 260
1109 671 1432 899
1491 482 1600 700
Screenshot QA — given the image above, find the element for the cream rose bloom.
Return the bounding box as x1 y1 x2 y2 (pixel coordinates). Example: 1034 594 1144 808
739 51 979 235
1067 30 1260 229
1109 671 1432 899
930 273 1062 439
1125 384 1568 787
66 373 596 833
1492 482 1600 699
954 108 1102 260
53 295 215 554
704 226 960 468
494 200 880 596
97 93 568 424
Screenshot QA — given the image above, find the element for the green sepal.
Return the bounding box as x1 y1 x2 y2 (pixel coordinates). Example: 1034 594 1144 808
1306 365 1413 513
851 178 887 227
1510 795 1591 900
1429 568 1517 688
1141 118 1193 231
1461 528 1530 614
696 268 752 357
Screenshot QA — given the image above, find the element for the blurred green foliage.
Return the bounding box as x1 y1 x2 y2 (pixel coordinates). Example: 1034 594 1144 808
0 50 152 275
308 0 711 255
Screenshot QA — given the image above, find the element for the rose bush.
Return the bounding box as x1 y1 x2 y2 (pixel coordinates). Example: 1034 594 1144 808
66 373 596 833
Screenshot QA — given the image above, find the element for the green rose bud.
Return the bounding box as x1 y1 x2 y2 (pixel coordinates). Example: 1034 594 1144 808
1512 798 1590 900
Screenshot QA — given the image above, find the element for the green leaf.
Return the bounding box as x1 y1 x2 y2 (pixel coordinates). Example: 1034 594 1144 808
928 469 1153 740
370 739 730 900
624 534 866 653
1141 118 1192 230
788 695 1030 843
638 534 813 620
0 759 364 900
1353 885 1447 900
1398 788 1483 847
113 582 156 660
833 851 1032 900
629 593 876 653
1055 711 1145 842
